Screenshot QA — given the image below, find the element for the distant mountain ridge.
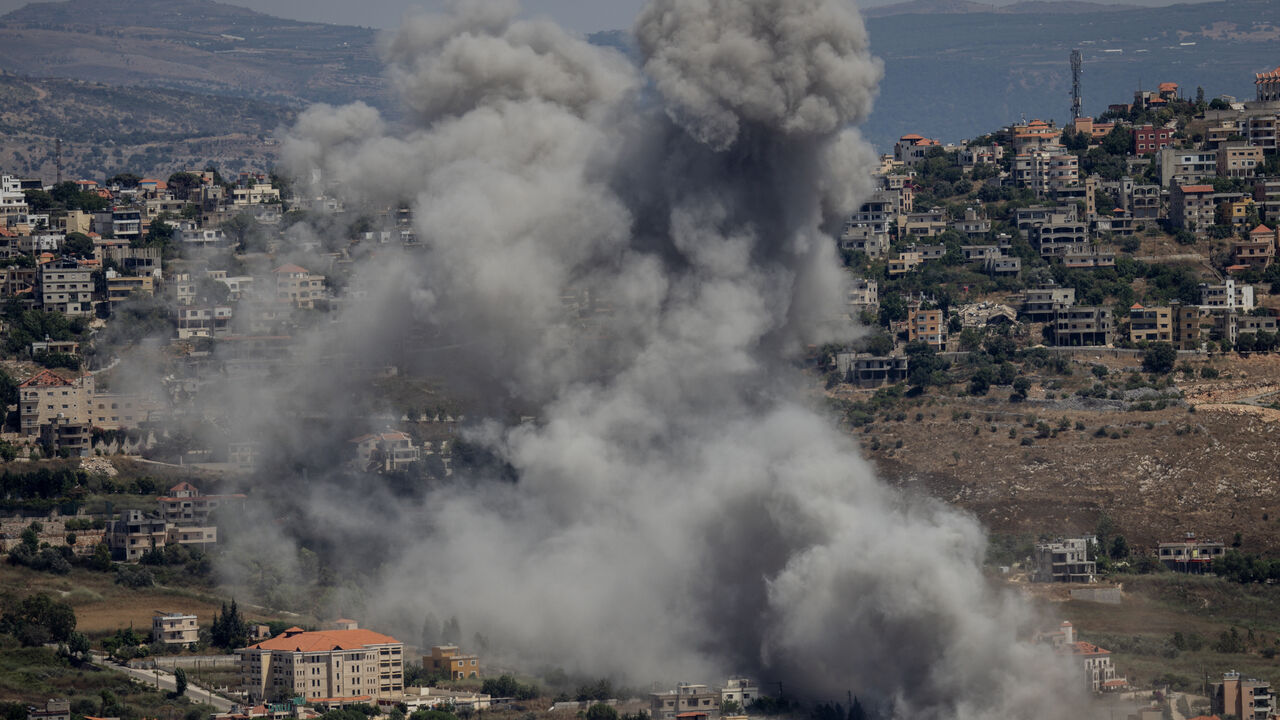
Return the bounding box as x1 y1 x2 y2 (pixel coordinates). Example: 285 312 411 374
862 0 1142 18
0 0 388 108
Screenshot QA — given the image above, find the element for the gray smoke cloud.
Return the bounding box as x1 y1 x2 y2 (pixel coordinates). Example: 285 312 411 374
208 0 1087 717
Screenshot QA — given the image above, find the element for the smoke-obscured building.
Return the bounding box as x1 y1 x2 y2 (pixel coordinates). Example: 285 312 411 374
1213 672 1275 720
1032 537 1097 583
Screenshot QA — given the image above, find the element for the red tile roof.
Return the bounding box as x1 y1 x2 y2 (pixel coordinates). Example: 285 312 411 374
246 628 399 652
19 369 76 388
1061 640 1110 656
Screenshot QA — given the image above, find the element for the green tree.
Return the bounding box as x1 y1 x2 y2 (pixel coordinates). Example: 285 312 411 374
586 705 619 720
167 172 204 201
1110 535 1129 560
68 630 91 659
721 701 742 716
210 600 250 649
89 542 114 571
63 232 95 259
174 667 188 697
0 593 77 645
1142 342 1177 374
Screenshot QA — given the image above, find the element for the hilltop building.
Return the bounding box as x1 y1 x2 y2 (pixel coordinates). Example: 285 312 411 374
239 625 404 703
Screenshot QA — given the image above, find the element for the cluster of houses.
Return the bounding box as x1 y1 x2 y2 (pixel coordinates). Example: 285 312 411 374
1032 531 1229 584
832 68 1280 382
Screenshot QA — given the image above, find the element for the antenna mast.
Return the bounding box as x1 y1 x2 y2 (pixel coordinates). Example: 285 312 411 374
1070 49 1083 120
55 138 62 185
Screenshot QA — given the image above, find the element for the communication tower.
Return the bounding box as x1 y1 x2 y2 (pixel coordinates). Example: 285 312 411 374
1070 50 1083 120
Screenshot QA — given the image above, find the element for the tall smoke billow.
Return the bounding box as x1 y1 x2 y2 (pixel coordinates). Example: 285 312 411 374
219 0 1085 717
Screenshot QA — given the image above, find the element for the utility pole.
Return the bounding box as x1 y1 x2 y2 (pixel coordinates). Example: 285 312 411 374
55 138 62 185
1070 49 1083 120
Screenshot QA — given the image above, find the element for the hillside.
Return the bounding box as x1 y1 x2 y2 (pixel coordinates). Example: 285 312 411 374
0 0 387 108
0 73 291 179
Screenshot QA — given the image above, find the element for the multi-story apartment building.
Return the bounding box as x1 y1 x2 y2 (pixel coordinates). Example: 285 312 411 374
902 207 948 238
105 274 156 309
240 626 405 703
1258 65 1280 102
1218 142 1264 178
1215 313 1279 346
39 261 95 316
1029 214 1089 257
1200 278 1255 311
231 183 281 205
887 251 923 276
349 432 422 473
1133 124 1174 155
835 353 910 387
177 305 233 339
111 208 143 241
0 175 30 226
1256 178 1280 224
1233 228 1276 269
1053 307 1113 347
424 645 481 680
953 207 991 238
846 278 878 315
152 612 199 646
1158 532 1226 572
1022 285 1076 323
19 370 92 436
1010 119 1061 154
273 264 326 309
907 306 946 351
720 678 759 709
1170 184 1217 232
1041 622 1126 693
1014 205 1077 237
1015 151 1078 195
1129 304 1172 344
893 134 940 165
1159 149 1218 187
650 684 723 720
157 482 247 526
1129 183 1163 220
1170 301 1207 351
1214 672 1274 720
1032 537 1096 583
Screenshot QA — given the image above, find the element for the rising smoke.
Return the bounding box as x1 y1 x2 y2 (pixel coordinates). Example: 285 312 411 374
214 0 1085 717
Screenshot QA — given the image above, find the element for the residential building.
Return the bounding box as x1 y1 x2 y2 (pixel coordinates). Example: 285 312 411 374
1157 532 1227 572
958 144 1003 167
1171 302 1208 351
1014 205 1077 237
1258 66 1280 102
887 251 923 276
105 273 156 309
846 278 878 315
1022 285 1075 323
894 134 940 166
987 256 1021 276
1028 213 1088 256
1010 119 1062 154
38 261 94 316
27 700 70 720
961 245 1001 262
379 687 491 713
719 678 758 709
1213 672 1274 720
953 207 991 237
834 353 910 388
177 305 233 339
1039 622 1126 693
18 369 92 436
1159 150 1218 187
1053 307 1113 347
1015 151 1078 195
273 264 326 309
349 432 422 472
111 209 143 241
1032 537 1097 583
152 612 199 646
239 626 405 703
1215 312 1279 346
1218 142 1263 178
157 482 247 526
90 392 156 430
907 306 946 351
232 183 281 205
650 684 722 720
1133 124 1173 155
106 510 169 561
0 175 29 226
1256 178 1280 223
424 645 479 680
1219 198 1258 228
1232 225 1276 269
1129 304 1172 344
1200 278 1254 311
903 207 948 238
105 246 162 277
1170 184 1217 232
177 227 228 246
1129 183 1163 220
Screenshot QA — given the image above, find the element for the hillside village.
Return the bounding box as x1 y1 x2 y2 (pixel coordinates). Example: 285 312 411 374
6 40 1280 720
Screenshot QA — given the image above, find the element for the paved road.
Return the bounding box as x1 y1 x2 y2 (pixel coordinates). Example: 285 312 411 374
89 653 235 712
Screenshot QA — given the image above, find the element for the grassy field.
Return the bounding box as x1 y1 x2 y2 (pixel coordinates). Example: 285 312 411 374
0 562 283 636
1041 573 1280 691
0 642 215 720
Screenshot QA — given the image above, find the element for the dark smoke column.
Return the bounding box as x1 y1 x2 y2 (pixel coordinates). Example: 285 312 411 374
267 1 1088 719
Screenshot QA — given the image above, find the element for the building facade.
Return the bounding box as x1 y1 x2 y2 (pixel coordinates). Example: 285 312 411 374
152 612 199 646
239 627 405 703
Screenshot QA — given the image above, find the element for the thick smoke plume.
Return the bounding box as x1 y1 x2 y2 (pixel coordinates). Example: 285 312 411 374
214 1 1085 717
